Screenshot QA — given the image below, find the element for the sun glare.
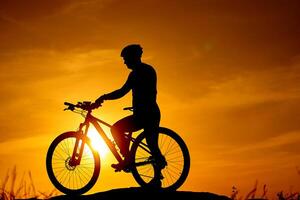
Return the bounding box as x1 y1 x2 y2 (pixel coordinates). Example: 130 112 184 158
87 126 109 158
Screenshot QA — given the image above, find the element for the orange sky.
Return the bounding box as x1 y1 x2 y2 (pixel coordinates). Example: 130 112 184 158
1 0 300 198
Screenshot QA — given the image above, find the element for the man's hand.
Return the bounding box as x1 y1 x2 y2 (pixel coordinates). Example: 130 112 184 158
96 95 106 104
92 95 106 109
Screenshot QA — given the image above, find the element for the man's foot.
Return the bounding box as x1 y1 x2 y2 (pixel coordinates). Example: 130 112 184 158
111 162 123 172
111 158 132 172
146 178 162 190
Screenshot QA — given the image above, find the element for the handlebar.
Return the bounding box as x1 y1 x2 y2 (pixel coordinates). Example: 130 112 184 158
64 101 133 113
64 102 75 111
64 102 74 107
64 101 100 111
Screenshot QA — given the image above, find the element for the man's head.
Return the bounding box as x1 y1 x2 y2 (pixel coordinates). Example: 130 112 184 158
121 44 143 69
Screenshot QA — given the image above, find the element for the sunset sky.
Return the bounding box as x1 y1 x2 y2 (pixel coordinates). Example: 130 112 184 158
1 0 300 198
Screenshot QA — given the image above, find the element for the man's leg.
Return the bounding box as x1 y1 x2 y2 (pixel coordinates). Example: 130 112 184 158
111 115 141 170
144 126 162 160
144 122 166 187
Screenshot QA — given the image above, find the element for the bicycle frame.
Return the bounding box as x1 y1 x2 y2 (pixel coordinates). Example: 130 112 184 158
47 102 190 193
69 110 123 166
68 107 153 169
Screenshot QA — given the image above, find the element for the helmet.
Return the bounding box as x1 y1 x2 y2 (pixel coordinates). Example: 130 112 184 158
121 44 143 58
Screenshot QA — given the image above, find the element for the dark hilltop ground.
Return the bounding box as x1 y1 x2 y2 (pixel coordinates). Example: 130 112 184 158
49 187 231 200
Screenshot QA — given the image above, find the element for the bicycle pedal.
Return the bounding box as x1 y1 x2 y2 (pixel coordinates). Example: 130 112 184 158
111 163 122 171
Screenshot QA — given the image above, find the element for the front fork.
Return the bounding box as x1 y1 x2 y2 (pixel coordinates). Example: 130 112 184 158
69 122 89 167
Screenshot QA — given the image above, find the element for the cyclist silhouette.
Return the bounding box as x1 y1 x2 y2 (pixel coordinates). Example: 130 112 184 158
93 44 166 187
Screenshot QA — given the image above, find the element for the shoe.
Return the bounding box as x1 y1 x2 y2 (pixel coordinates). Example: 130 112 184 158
111 162 124 172
146 178 162 190
111 158 132 172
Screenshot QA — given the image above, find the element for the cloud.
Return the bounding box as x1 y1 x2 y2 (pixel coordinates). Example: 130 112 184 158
161 53 300 106
0 0 72 20
219 131 300 155
1 0 299 56
0 48 121 142
158 56 300 154
0 134 50 155
195 130 300 180
0 0 115 52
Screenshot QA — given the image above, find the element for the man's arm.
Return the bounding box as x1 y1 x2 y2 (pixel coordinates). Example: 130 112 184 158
102 82 131 100
95 73 132 104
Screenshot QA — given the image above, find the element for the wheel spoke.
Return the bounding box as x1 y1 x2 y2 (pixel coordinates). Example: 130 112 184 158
131 129 189 190
139 173 154 179
47 133 99 193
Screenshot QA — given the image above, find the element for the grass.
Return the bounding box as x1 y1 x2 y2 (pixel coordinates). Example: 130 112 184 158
1 165 299 200
231 180 299 200
230 166 300 200
0 165 58 200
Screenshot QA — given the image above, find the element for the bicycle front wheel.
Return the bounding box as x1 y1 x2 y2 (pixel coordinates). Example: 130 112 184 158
130 127 190 190
46 132 100 195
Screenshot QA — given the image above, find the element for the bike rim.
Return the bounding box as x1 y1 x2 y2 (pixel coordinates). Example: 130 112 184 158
134 142 155 183
51 137 96 190
159 133 185 188
134 132 186 188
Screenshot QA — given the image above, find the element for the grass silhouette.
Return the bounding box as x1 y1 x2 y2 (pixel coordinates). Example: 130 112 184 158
231 180 266 200
1 166 299 200
231 179 299 200
0 165 58 200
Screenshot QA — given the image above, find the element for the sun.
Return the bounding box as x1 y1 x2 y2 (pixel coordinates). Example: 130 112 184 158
87 126 109 158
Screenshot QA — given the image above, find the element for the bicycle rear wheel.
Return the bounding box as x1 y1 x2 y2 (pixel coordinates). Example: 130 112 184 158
46 132 100 195
130 127 190 190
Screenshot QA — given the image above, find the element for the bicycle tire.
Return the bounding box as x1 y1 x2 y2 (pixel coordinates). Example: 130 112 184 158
46 131 100 195
130 127 190 190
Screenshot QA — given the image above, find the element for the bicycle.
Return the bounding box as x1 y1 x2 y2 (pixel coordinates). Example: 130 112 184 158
46 101 190 195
